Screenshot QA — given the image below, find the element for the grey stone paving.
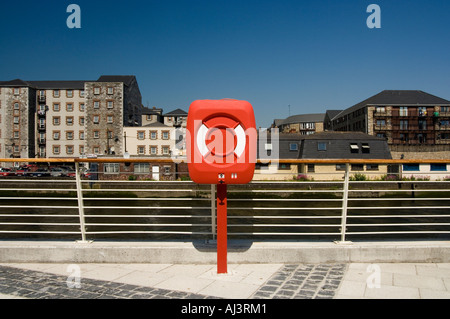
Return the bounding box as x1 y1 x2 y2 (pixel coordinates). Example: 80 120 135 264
0 264 346 299
0 265 213 299
251 264 347 299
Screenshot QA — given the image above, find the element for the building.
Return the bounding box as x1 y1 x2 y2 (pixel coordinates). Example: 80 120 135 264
0 75 143 161
326 90 450 159
141 106 163 126
255 131 393 181
272 113 325 135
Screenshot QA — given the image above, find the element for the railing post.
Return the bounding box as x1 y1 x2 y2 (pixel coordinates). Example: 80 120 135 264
75 162 88 243
336 163 352 244
211 184 216 240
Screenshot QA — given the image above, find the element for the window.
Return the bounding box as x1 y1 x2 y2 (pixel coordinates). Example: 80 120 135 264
13 117 20 124
53 103 60 112
351 164 364 171
79 90 85 98
66 103 74 112
107 87 114 95
289 143 298 151
403 164 420 171
336 164 346 171
134 163 150 174
399 107 408 117
79 117 85 125
137 146 145 155
93 130 100 139
13 131 19 139
79 146 85 155
400 120 408 130
278 164 291 170
79 131 85 140
93 116 100 124
441 107 450 113
307 164 315 173
79 103 85 112
376 107 386 113
418 107 427 117
66 131 74 140
13 88 20 95
94 101 100 109
137 131 145 140
53 90 60 98
66 90 73 98
93 146 100 154
162 146 170 155
94 87 100 95
376 119 386 127
430 164 447 172
14 102 20 110
53 131 60 140
366 164 379 171
150 131 157 140
53 145 60 155
361 143 370 154
350 143 359 153
162 131 169 140
107 115 113 124
66 146 74 155
104 163 120 174
147 115 153 121
418 120 427 130
107 101 114 109
150 146 157 155
318 142 327 151
66 117 74 126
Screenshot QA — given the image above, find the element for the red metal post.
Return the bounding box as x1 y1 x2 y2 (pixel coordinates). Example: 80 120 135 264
216 183 228 274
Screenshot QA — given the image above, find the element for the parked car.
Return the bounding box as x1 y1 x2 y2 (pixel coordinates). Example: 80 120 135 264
30 168 51 177
0 168 13 177
50 168 65 177
67 170 76 178
15 166 30 177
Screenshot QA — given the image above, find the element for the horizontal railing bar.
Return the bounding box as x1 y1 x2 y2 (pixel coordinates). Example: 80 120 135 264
228 224 339 227
0 188 76 192
0 214 79 218
0 231 81 234
227 207 342 211
81 189 195 192
0 197 77 200
229 190 344 193
85 215 210 218
82 198 210 201
85 223 211 227
83 206 210 210
0 223 80 226
348 223 450 227
348 206 450 210
348 198 450 201
228 216 342 219
0 206 78 209
346 231 450 235
228 198 343 202
84 231 211 235
228 232 341 236
348 189 450 192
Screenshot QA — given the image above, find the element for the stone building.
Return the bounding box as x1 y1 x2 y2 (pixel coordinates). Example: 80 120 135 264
0 75 143 161
272 113 325 135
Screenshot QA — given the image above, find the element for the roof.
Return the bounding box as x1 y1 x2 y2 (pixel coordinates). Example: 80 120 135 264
325 110 342 120
335 90 450 119
164 108 188 116
97 75 136 86
142 107 163 115
276 113 325 126
302 131 385 141
0 79 31 87
28 81 88 90
143 122 169 127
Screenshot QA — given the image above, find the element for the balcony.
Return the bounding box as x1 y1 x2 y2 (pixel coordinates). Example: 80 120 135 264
37 138 46 145
38 96 46 104
38 124 46 132
37 110 46 117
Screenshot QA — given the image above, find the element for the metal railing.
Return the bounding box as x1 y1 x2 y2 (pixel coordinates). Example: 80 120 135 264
0 158 449 242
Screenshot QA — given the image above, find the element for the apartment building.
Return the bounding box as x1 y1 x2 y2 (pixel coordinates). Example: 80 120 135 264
0 75 143 160
326 90 450 159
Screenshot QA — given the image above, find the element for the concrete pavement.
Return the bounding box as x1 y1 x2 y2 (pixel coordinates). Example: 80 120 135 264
1 262 449 299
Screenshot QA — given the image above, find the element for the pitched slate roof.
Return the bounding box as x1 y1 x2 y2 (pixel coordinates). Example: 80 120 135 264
97 75 136 86
0 79 31 87
276 113 325 126
28 81 88 90
164 108 188 116
335 90 450 119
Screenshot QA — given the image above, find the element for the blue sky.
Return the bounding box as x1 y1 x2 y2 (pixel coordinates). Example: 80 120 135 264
1 0 450 128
